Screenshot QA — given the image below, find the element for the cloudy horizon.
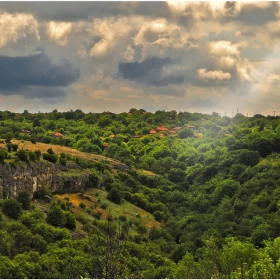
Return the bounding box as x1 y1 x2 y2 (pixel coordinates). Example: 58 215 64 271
0 1 280 117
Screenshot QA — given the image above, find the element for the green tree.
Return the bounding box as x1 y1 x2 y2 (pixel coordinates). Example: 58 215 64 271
0 149 7 163
17 190 31 210
178 128 194 139
64 211 76 230
16 149 29 162
107 188 122 204
46 205 66 228
34 149 41 160
2 199 22 219
33 118 41 127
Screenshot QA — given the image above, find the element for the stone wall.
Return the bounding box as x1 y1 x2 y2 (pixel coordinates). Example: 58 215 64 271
0 161 90 199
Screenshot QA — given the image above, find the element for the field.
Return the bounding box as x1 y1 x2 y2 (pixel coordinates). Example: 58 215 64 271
55 188 160 230
0 139 155 176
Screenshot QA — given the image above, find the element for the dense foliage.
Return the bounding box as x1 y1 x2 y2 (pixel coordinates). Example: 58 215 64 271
1 109 280 278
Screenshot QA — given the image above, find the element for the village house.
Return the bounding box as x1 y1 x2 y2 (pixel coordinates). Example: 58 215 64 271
155 126 170 132
52 132 64 137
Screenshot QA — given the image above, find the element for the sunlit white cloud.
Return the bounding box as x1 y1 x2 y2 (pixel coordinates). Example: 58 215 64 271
209 40 240 57
0 13 39 47
47 21 73 45
0 2 280 116
198 68 231 82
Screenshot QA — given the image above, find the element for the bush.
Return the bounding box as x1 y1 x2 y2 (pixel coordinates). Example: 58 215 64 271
43 153 58 163
16 149 29 162
107 188 122 204
0 149 7 163
47 148 54 154
16 190 31 210
28 151 36 162
34 150 41 160
46 205 66 227
33 184 52 199
153 210 164 222
64 211 76 230
79 202 86 209
93 211 102 220
59 157 67 166
101 203 107 209
2 199 22 219
11 144 18 152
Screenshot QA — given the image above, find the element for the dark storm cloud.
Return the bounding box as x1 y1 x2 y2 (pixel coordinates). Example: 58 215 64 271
0 2 170 22
0 48 80 97
14 86 66 99
118 57 185 87
220 1 279 25
191 99 220 109
0 2 105 21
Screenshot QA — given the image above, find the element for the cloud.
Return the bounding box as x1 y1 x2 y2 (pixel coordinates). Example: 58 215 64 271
0 48 80 97
218 2 279 25
47 21 73 45
0 12 39 47
0 2 170 22
209 40 240 57
118 56 185 87
191 99 220 109
197 68 231 82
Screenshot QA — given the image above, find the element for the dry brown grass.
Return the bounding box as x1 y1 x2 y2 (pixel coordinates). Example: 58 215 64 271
1 139 157 175
55 189 160 229
8 140 121 164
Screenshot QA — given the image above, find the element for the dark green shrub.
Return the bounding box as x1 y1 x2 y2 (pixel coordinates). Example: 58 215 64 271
2 199 22 219
34 150 41 160
46 205 66 228
107 188 122 204
93 211 102 220
17 190 31 210
43 153 58 163
64 211 76 230
33 184 52 199
79 202 86 209
101 203 107 209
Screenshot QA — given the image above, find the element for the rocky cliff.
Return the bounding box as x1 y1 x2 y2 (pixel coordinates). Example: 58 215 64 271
0 161 91 199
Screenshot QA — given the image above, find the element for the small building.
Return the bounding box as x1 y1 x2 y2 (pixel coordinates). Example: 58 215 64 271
155 126 170 132
150 129 157 134
53 132 64 137
22 130 31 134
109 134 115 138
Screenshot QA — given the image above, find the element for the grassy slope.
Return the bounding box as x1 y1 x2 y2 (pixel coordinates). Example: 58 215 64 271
0 139 160 230
0 139 155 176
55 189 160 230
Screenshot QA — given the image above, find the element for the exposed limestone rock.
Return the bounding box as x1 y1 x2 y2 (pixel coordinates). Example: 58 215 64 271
0 161 90 199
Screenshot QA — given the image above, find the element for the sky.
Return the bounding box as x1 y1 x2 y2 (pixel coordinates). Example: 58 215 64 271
0 1 280 116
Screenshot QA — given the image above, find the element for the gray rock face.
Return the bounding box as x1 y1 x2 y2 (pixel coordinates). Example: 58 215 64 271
0 162 90 199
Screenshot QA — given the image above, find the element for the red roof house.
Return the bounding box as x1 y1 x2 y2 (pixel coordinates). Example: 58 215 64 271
155 126 170 132
53 132 64 137
150 129 157 134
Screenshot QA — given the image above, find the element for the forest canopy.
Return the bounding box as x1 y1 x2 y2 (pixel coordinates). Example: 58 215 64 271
0 109 280 278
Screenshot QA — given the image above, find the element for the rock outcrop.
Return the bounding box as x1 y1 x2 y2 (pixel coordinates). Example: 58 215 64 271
0 161 90 199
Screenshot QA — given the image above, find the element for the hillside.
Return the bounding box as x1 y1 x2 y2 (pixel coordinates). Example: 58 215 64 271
1 109 280 278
